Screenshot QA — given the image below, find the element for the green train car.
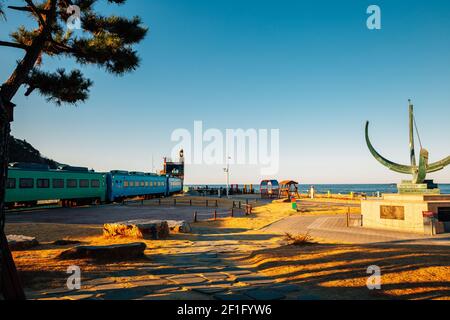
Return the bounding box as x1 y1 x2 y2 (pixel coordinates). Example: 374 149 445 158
5 163 107 208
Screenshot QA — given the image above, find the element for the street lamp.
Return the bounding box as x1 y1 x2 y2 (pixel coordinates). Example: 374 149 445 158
223 156 231 198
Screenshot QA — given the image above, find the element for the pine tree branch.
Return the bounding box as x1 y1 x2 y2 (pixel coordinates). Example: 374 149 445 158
0 41 28 50
7 6 32 13
1 0 57 103
24 0 47 27
8 5 50 14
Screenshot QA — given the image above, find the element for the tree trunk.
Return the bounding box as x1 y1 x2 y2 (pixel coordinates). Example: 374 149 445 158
0 102 25 300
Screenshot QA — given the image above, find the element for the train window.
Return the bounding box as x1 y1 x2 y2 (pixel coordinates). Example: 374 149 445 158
141 181 145 187
145 181 149 187
124 181 129 188
53 179 64 188
19 178 34 189
37 179 50 188
130 181 134 187
67 179 77 188
79 179 89 188
91 180 100 188
6 178 16 189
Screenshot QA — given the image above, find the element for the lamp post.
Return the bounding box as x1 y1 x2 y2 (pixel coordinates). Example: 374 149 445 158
224 157 231 198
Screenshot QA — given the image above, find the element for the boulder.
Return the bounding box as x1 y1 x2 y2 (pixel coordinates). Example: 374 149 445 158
103 220 169 240
52 240 82 246
166 220 192 233
7 235 39 251
58 242 146 261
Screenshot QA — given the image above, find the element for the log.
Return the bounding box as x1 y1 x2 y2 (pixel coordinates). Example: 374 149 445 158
58 243 146 261
103 220 170 240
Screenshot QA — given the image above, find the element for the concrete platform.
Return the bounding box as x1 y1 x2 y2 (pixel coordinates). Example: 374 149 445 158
362 194 450 235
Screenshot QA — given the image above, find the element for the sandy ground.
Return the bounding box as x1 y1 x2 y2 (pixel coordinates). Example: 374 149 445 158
5 196 450 300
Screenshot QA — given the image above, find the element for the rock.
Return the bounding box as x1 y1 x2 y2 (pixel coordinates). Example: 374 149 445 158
53 240 82 246
103 220 169 240
166 220 192 233
58 242 146 261
7 235 39 251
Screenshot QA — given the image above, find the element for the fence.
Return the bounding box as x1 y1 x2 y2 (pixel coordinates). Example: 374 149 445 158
346 208 363 227
122 197 253 220
193 205 253 223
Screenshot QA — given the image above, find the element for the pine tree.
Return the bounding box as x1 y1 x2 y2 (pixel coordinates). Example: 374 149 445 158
0 0 147 300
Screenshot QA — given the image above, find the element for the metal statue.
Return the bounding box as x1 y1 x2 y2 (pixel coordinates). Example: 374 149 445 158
365 100 450 193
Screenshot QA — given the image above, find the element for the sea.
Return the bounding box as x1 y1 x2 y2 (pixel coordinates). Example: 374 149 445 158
186 184 450 195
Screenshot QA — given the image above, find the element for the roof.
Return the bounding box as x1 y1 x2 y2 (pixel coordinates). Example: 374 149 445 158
279 180 298 186
260 180 279 186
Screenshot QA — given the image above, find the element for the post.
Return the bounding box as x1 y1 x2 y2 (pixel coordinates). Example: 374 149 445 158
194 211 198 223
158 198 161 206
214 210 217 221
190 199 192 206
215 200 218 208
224 156 231 198
346 207 350 227
231 208 234 218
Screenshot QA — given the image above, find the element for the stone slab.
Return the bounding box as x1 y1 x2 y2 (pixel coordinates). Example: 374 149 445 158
7 235 39 251
58 242 146 261
213 292 252 301
270 284 300 293
192 286 229 294
166 220 192 233
168 274 208 285
243 289 286 300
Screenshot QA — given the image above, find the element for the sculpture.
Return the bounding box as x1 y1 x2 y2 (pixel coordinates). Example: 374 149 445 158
365 100 450 193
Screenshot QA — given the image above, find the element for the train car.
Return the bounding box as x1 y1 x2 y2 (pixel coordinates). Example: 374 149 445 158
5 163 107 208
167 176 183 195
106 171 167 202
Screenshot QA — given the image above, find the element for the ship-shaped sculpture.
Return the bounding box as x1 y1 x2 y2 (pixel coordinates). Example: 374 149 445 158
365 100 450 194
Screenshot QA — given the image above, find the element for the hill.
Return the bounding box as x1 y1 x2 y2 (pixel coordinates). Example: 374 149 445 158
8 136 59 169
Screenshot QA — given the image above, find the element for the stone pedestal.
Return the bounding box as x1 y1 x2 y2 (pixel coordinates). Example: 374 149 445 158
397 180 440 195
361 194 450 235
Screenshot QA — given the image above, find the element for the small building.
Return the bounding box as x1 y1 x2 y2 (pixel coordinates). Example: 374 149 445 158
279 180 300 199
260 180 280 199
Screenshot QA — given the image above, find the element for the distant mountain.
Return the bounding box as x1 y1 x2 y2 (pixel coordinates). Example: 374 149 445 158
8 136 60 169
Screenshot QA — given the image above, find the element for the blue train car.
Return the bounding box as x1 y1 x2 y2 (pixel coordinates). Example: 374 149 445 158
167 177 183 195
106 171 167 202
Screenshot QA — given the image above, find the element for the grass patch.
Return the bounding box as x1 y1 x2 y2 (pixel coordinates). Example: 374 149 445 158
284 232 314 246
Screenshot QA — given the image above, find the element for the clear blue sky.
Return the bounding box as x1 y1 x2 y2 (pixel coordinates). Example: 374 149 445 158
1 0 449 184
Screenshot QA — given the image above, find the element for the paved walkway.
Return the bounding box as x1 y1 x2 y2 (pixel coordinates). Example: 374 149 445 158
263 214 450 245
6 203 242 225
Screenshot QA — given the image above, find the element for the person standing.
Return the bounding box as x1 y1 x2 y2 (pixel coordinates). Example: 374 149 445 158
310 186 315 199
